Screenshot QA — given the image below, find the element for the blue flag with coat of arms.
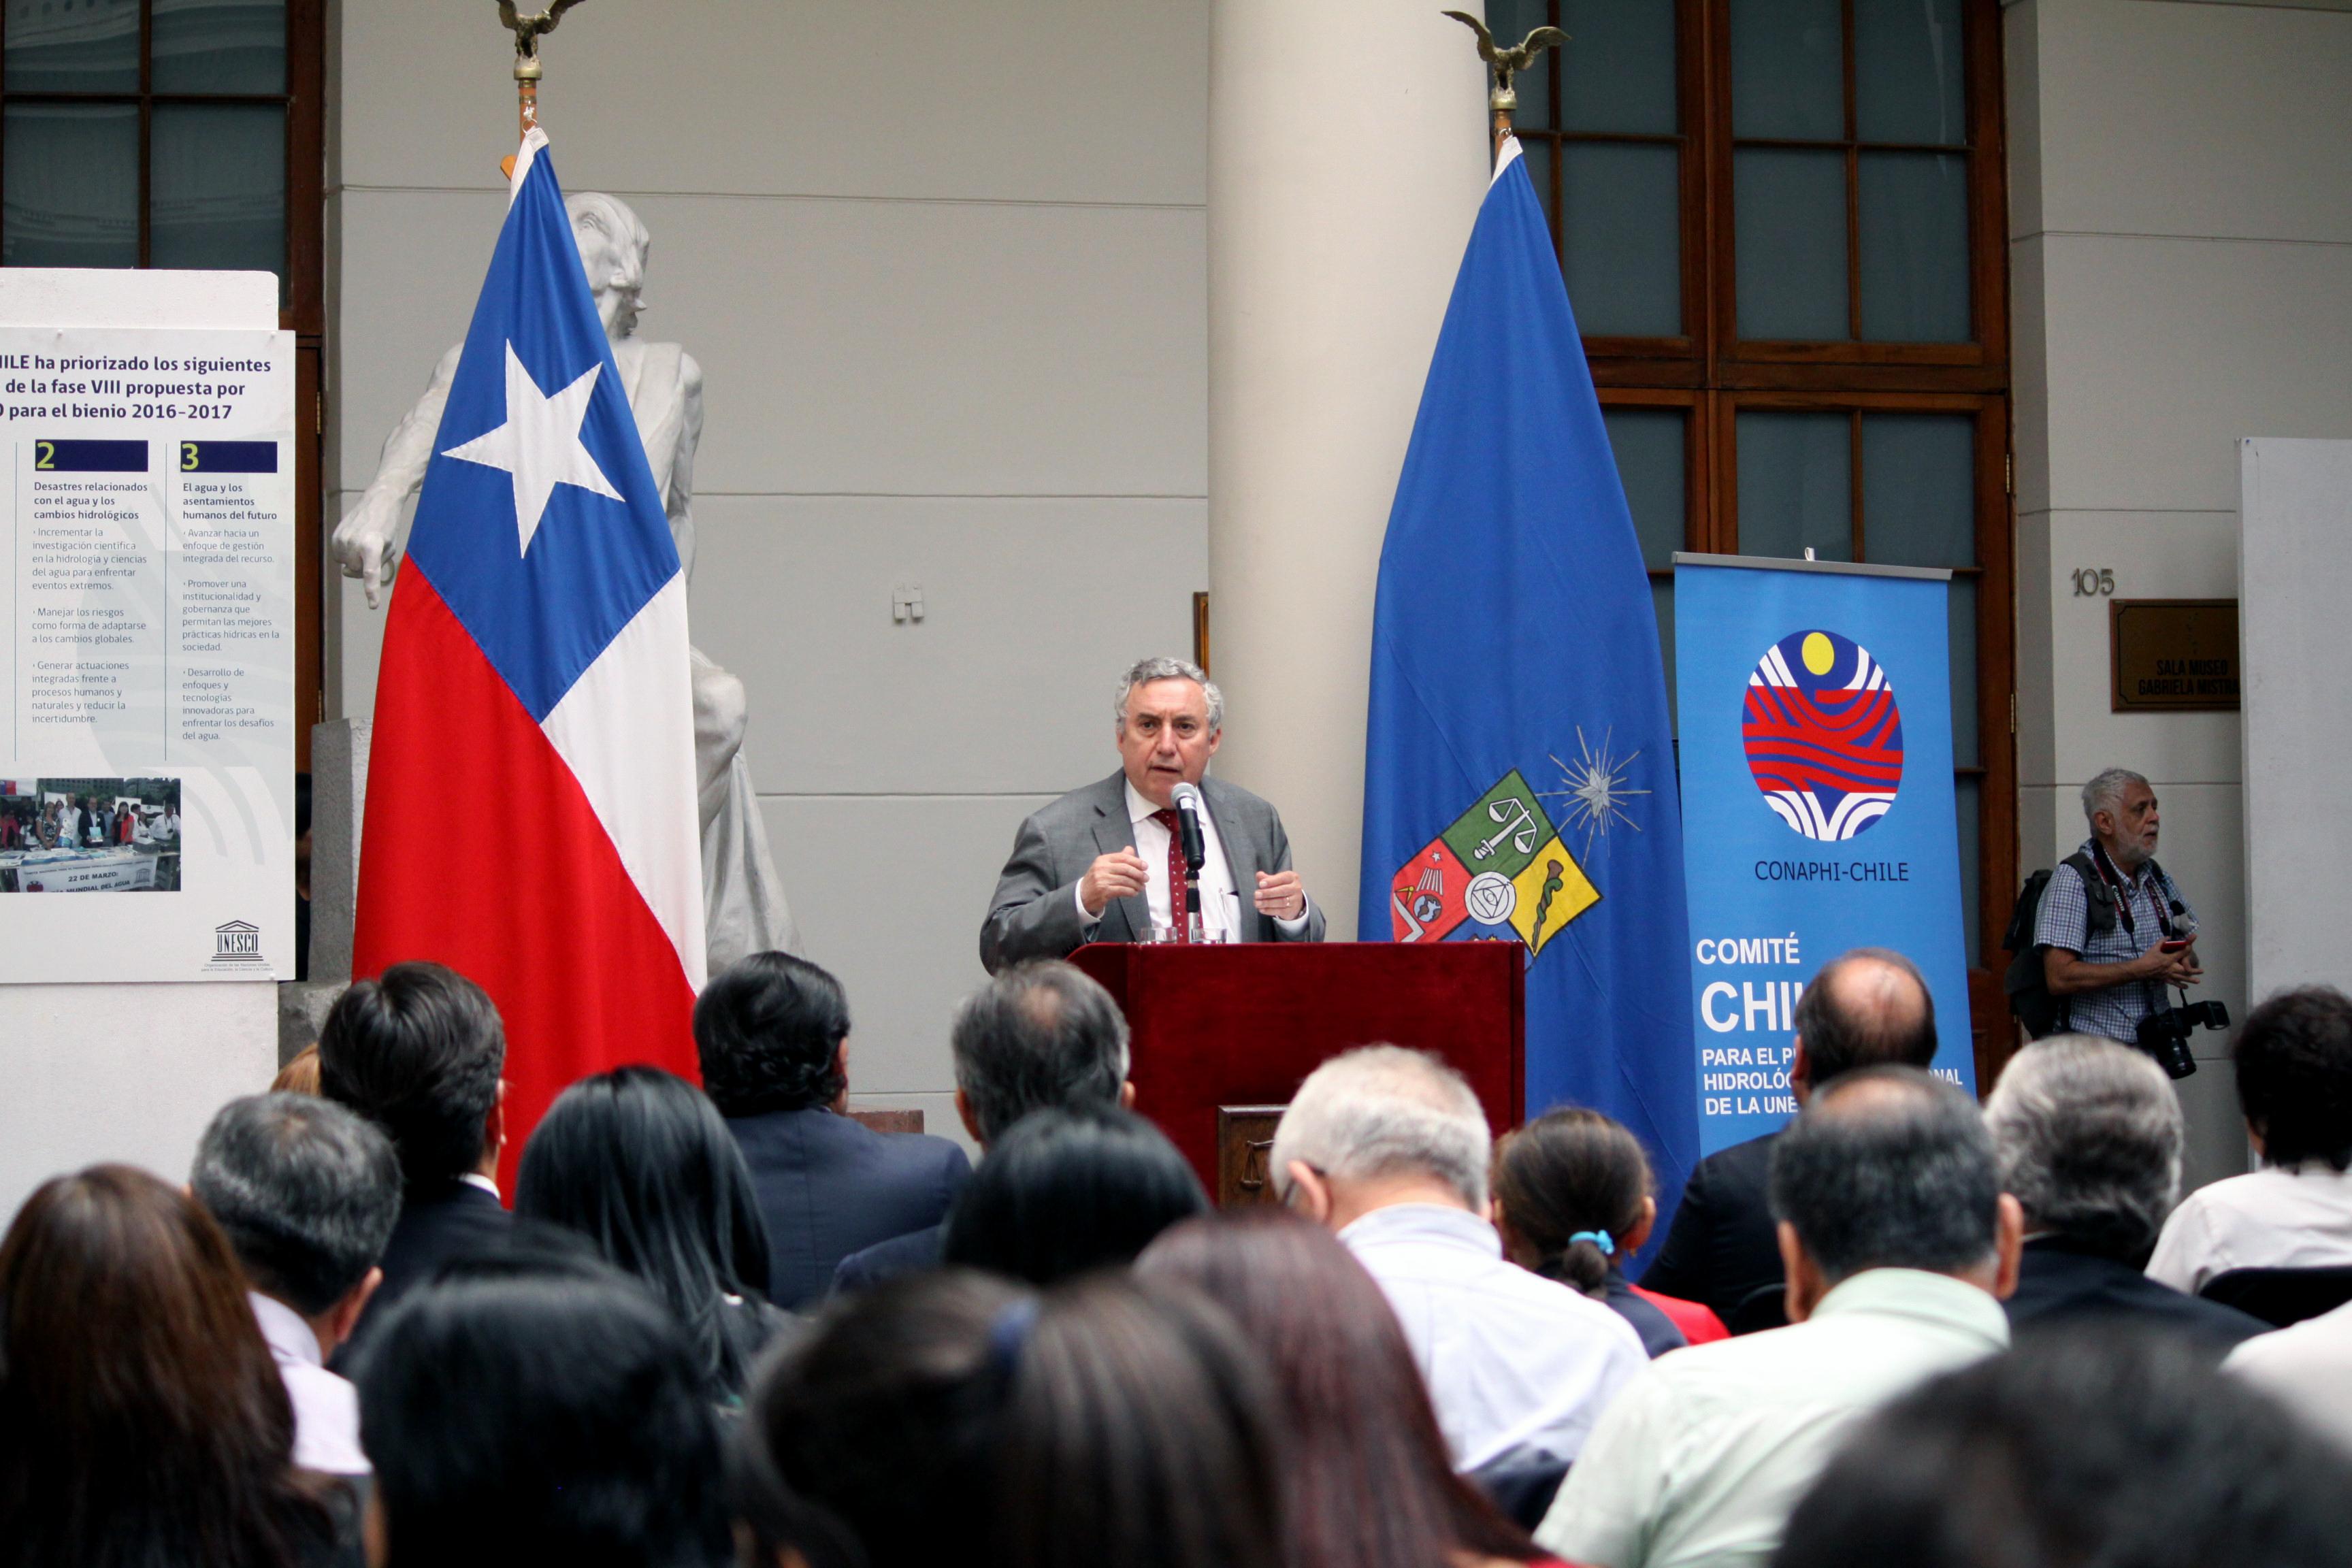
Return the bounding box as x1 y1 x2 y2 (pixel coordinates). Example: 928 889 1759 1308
1358 137 1697 1222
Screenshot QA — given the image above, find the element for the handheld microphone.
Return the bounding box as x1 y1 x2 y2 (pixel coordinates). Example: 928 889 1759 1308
1169 781 1208 877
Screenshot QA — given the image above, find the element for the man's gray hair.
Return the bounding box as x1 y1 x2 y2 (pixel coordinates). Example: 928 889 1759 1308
1115 655 1224 734
1269 1045 1492 1211
951 960 1132 1143
1768 1066 2000 1284
191 1092 402 1317
2082 767 2150 827
1984 1034 2181 1258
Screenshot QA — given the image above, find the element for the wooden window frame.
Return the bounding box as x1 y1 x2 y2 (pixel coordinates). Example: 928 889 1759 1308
0 0 325 768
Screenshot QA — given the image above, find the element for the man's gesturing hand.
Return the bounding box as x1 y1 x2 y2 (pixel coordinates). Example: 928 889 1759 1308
1080 849 1150 918
1254 870 1307 922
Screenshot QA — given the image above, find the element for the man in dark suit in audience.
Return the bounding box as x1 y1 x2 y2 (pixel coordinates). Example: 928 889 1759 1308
1642 947 1938 1329
700 951 971 1309
830 958 1134 1294
1986 1033 2266 1355
317 960 512 1356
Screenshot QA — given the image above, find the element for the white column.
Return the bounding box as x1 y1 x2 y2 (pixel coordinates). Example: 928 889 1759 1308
1207 0 1489 937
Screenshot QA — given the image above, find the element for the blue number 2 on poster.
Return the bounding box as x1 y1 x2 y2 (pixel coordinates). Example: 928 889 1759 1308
1673 555 1976 1154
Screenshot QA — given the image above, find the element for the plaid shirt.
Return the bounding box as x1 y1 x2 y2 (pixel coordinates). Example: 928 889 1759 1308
2034 839 2197 1043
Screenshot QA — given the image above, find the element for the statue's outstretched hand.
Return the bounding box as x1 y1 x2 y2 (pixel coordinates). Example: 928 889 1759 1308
331 498 402 610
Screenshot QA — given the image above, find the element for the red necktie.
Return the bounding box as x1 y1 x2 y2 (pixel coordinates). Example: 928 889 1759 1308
1150 808 1190 942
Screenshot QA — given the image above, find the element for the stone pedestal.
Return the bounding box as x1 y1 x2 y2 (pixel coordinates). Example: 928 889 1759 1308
1206 0 1489 937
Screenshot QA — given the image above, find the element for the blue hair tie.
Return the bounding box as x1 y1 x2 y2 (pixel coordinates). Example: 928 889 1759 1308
1568 1230 1616 1258
987 1297 1041 1375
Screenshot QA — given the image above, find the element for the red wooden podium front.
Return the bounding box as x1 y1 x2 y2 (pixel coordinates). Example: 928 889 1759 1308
1068 942 1525 1201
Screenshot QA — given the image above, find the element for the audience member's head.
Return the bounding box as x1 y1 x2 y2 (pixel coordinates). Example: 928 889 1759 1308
951 960 1132 1145
1792 948 1938 1097
1139 1211 1539 1568
1271 1045 1491 1226
1767 1066 2019 1318
318 961 506 1195
514 1064 777 1400
1774 1328 2352 1568
742 1269 1281 1568
1492 1107 1658 1296
1984 1035 2182 1261
0 1165 329 1568
357 1270 728 1568
2234 986 2352 1173
941 1102 1208 1284
191 1092 402 1354
271 1042 322 1095
693 950 850 1118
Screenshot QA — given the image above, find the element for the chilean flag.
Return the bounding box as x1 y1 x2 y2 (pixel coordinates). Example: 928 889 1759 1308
355 129 706 1191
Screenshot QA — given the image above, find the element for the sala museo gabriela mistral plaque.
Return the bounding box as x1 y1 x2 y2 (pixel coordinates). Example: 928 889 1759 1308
0 321 295 979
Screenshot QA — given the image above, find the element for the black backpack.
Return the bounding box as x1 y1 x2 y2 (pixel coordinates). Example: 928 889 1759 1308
2002 851 2128 1039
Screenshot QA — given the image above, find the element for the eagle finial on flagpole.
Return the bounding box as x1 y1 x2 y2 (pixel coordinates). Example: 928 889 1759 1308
1442 10 1567 156
497 0 587 144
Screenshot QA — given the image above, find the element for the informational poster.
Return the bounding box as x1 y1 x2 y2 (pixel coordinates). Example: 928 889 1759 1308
1674 554 1976 1154
0 326 295 979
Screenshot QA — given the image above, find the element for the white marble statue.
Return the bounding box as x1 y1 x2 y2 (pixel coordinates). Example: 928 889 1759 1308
331 191 799 971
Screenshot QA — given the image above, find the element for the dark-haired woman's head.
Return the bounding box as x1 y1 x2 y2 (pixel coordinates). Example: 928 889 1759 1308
1137 1211 1537 1568
318 961 506 1194
694 951 850 1117
1492 1107 1656 1296
358 1271 728 1568
514 1065 778 1399
2234 987 2352 1172
941 1102 1208 1285
738 1269 1281 1568
0 1164 325 1568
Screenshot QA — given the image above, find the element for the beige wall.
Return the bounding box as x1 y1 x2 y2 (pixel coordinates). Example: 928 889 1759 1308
325 0 1212 1128
2006 0 2352 1187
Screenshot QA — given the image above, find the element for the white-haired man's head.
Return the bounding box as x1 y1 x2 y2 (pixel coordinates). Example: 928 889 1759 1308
1270 1045 1492 1229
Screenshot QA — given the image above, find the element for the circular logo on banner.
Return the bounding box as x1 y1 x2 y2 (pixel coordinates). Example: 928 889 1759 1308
1742 630 1906 841
1464 871 1518 926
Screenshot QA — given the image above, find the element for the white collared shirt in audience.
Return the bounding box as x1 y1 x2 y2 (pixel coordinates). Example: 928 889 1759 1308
2225 1297 2352 1456
1537 1268 2009 1568
249 1292 370 1475
1338 1202 1645 1471
2146 1162 2352 1296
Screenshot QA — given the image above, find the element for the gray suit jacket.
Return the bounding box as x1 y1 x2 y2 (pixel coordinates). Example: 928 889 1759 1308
981 770 1326 972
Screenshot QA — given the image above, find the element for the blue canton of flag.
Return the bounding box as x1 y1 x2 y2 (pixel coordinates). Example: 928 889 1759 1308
1360 138 1698 1227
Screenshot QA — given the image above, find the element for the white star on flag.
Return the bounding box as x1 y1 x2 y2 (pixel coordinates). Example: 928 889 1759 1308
442 342 623 556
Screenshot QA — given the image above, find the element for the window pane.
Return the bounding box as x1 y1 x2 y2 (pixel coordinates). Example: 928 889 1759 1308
1520 137 1557 244
1563 142 1680 338
1735 148 1848 341
1559 0 1676 135
1737 411 1850 561
1955 774 1980 966
4 0 139 92
150 104 287 277
1860 413 1974 568
3 103 139 269
1946 575 1978 768
1859 150 1970 342
1855 0 1965 146
154 0 289 94
1486 0 1554 129
1602 409 1685 570
1729 0 1842 141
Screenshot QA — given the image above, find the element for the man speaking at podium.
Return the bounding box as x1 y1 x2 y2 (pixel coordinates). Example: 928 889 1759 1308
981 656 1326 972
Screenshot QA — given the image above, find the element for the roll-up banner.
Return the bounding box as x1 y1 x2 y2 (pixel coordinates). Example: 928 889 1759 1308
1673 553 1976 1154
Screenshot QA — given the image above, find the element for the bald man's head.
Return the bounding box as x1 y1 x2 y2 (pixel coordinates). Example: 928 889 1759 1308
1794 947 1938 1090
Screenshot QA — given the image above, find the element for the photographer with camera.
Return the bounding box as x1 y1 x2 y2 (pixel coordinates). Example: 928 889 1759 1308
2031 769 2223 1077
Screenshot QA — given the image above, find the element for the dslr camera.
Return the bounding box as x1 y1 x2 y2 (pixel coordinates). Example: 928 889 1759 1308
2136 999 2230 1080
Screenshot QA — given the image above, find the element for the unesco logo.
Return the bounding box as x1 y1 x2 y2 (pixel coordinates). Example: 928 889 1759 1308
1741 630 1906 842
210 920 265 966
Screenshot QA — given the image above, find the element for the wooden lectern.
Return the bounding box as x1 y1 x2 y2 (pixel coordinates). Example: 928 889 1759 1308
1068 942 1524 1207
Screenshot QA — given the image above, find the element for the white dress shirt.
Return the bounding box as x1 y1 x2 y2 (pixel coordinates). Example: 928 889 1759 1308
1075 779 1311 941
250 1292 370 1475
1339 1202 1647 1471
2225 1296 2352 1456
2146 1162 2352 1294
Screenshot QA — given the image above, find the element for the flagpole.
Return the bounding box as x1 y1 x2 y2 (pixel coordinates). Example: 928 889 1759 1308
1441 10 1567 164
497 1 586 152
